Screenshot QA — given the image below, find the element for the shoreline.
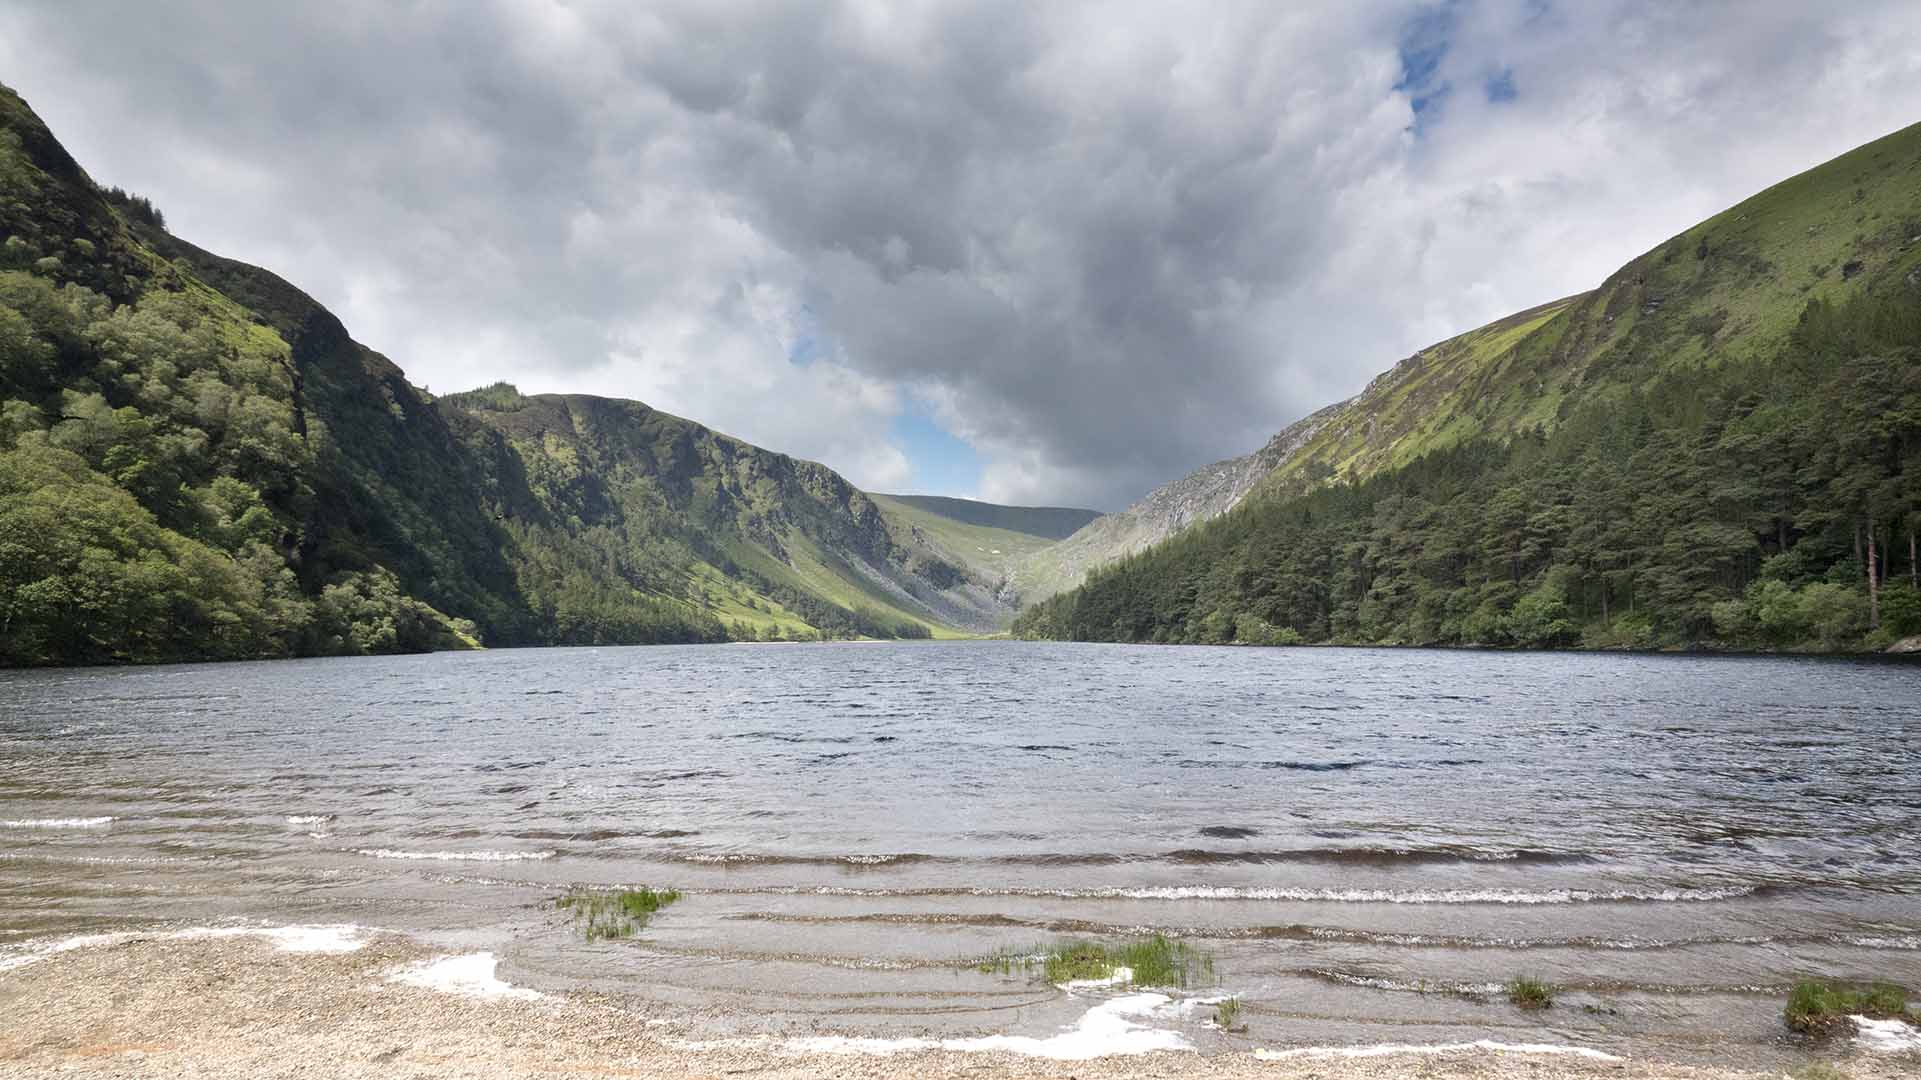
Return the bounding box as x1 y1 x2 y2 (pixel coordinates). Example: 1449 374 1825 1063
2 929 1914 1080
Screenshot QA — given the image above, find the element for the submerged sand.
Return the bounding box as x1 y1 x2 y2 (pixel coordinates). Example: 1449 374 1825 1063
1 931 1912 1080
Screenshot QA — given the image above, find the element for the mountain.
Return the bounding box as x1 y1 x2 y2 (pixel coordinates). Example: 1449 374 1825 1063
867 494 1098 611
1018 121 1921 652
0 84 1009 665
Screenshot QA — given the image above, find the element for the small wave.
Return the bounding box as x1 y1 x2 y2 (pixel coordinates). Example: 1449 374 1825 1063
1840 934 1921 950
1 816 116 828
1178 759 1371 771
1163 846 1586 866
1306 968 1504 996
1255 1041 1621 1063
354 848 555 862
727 884 1759 904
1252 924 1782 950
676 852 931 867
285 815 334 825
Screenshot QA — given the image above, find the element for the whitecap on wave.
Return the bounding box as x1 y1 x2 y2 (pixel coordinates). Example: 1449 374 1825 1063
0 816 115 828
354 848 554 862
1255 1040 1623 1062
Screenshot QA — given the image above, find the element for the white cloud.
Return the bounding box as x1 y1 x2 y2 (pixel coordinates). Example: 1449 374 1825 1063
1 0 1917 508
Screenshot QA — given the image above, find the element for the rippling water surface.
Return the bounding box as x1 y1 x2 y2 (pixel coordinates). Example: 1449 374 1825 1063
3 642 1918 1065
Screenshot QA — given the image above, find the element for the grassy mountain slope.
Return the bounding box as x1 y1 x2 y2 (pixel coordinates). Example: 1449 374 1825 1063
0 84 995 665
1018 121 1921 652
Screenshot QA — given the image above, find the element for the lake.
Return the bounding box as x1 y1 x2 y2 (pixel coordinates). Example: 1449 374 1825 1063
2 642 1918 1066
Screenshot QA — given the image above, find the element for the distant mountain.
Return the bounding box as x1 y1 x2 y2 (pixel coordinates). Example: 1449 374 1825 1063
1019 120 1921 652
874 494 1099 541
0 84 1009 665
868 494 1097 615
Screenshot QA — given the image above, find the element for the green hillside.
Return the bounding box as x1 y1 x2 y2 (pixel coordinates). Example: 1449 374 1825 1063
0 84 995 666
1018 121 1921 653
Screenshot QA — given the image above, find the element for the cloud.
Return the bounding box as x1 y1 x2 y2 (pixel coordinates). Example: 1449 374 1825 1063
1 1 1917 507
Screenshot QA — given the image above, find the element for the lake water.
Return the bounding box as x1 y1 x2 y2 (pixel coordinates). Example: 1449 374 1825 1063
3 642 1918 1066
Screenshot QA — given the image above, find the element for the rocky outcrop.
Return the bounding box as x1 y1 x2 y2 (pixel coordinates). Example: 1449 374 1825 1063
1013 403 1342 601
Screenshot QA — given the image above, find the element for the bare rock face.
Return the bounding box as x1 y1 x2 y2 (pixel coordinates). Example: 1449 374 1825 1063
1887 635 1921 654
1013 404 1342 602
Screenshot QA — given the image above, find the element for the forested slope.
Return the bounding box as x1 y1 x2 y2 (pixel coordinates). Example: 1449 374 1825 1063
0 84 998 665
1017 122 1921 653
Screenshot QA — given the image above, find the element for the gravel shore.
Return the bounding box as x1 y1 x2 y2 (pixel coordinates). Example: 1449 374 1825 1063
0 931 1911 1080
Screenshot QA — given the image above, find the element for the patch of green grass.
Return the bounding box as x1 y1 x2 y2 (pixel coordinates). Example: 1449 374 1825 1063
556 886 681 941
1506 975 1555 1010
977 936 1216 990
1789 1063 1850 1080
1213 996 1244 1031
1784 980 1911 1036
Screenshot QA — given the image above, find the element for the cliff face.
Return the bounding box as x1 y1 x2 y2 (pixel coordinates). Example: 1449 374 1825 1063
1012 404 1341 601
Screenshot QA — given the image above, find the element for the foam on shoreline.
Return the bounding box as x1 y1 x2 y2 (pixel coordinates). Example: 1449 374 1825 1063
776 992 1194 1059
388 952 542 1001
0 923 369 974
1254 1041 1624 1062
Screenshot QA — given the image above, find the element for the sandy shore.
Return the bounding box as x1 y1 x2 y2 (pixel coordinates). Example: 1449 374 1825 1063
0 931 1911 1080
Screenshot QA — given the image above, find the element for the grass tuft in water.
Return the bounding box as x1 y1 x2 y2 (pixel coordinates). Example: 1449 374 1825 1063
1783 980 1911 1035
1506 975 1554 1010
556 886 681 941
1213 996 1244 1031
977 935 1215 989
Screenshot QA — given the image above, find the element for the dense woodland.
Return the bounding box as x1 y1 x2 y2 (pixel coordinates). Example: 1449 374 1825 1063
1016 291 1921 652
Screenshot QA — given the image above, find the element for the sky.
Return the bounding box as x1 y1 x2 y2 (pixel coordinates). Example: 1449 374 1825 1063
2 2 1918 510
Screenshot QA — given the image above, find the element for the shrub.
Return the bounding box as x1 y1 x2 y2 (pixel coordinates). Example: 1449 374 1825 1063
1784 980 1910 1036
1507 976 1554 1010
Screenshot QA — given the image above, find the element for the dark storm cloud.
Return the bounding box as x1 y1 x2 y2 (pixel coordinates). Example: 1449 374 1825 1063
3 1 1918 507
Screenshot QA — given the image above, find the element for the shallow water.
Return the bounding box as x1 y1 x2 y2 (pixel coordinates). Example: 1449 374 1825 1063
2 642 1918 1066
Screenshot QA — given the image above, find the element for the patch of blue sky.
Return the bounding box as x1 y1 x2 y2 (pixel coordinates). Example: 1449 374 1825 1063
888 403 984 498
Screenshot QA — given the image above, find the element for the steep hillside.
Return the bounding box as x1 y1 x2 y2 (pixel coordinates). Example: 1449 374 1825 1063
1019 121 1921 652
0 84 993 665
1012 400 1345 600
442 387 1012 636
